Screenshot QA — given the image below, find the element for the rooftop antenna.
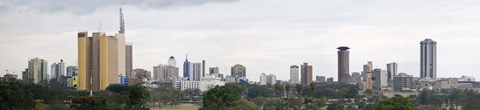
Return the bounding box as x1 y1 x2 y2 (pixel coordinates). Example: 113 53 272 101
98 18 102 32
119 7 125 34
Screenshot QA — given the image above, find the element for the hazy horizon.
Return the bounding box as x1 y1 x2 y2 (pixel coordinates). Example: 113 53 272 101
1 0 480 81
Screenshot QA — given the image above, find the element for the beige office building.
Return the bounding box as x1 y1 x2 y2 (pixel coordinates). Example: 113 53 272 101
78 32 120 90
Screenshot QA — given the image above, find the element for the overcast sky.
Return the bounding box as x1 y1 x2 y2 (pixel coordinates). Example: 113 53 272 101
1 0 480 81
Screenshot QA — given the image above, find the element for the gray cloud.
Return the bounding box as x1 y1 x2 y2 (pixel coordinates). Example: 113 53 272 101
0 0 239 15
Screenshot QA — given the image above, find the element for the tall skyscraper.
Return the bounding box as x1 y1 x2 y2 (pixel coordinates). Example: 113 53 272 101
168 56 176 67
189 62 202 81
78 32 119 90
51 59 65 79
290 65 299 84
259 73 267 85
301 62 313 85
337 46 350 83
362 61 373 90
372 68 388 90
183 55 190 78
420 38 437 79
27 58 48 83
77 8 131 90
125 43 133 78
231 64 246 77
209 67 219 74
386 62 398 81
202 60 206 77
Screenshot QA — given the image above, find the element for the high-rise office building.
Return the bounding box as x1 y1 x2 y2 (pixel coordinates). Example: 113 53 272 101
77 8 131 90
266 74 277 85
420 38 437 79
231 64 246 77
125 43 133 78
202 60 206 77
190 62 202 81
22 68 29 81
209 67 219 74
66 66 77 87
78 32 119 90
183 55 190 78
27 58 48 83
168 56 176 67
337 46 350 83
290 65 299 84
386 62 398 81
301 62 313 85
259 73 267 85
51 59 65 79
362 61 373 90
373 68 388 90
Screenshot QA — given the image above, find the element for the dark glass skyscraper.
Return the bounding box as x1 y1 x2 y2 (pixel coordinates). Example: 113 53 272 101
183 56 190 78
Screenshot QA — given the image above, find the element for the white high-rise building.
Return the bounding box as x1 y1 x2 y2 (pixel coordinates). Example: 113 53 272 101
259 73 267 85
420 38 437 79
386 62 398 81
266 74 277 85
290 65 299 84
50 59 65 79
189 62 202 81
28 58 48 83
373 68 388 90
168 56 176 67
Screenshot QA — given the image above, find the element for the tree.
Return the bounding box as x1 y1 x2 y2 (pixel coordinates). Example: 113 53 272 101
295 84 304 97
0 81 36 110
274 83 284 97
285 83 291 98
252 97 266 108
127 84 150 109
247 85 273 98
374 94 417 110
200 85 241 110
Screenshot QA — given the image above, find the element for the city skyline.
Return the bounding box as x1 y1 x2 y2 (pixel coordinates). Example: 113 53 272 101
2 0 480 82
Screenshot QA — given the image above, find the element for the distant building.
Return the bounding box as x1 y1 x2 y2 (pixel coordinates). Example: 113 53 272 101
66 66 78 87
27 58 48 83
458 76 475 81
51 59 65 79
202 60 206 77
362 61 373 90
316 76 326 83
337 46 351 83
133 68 151 80
290 65 299 84
125 43 133 78
420 38 437 79
393 73 414 91
351 72 362 85
301 62 313 85
266 74 277 85
259 73 267 85
327 77 334 83
168 56 176 67
386 62 398 81
153 64 179 82
231 64 246 78
209 67 219 74
373 68 388 90
189 62 202 81
22 68 29 81
183 56 190 78
3 73 18 82
172 75 225 91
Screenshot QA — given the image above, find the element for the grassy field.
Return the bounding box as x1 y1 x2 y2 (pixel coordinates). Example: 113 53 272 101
149 103 200 110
